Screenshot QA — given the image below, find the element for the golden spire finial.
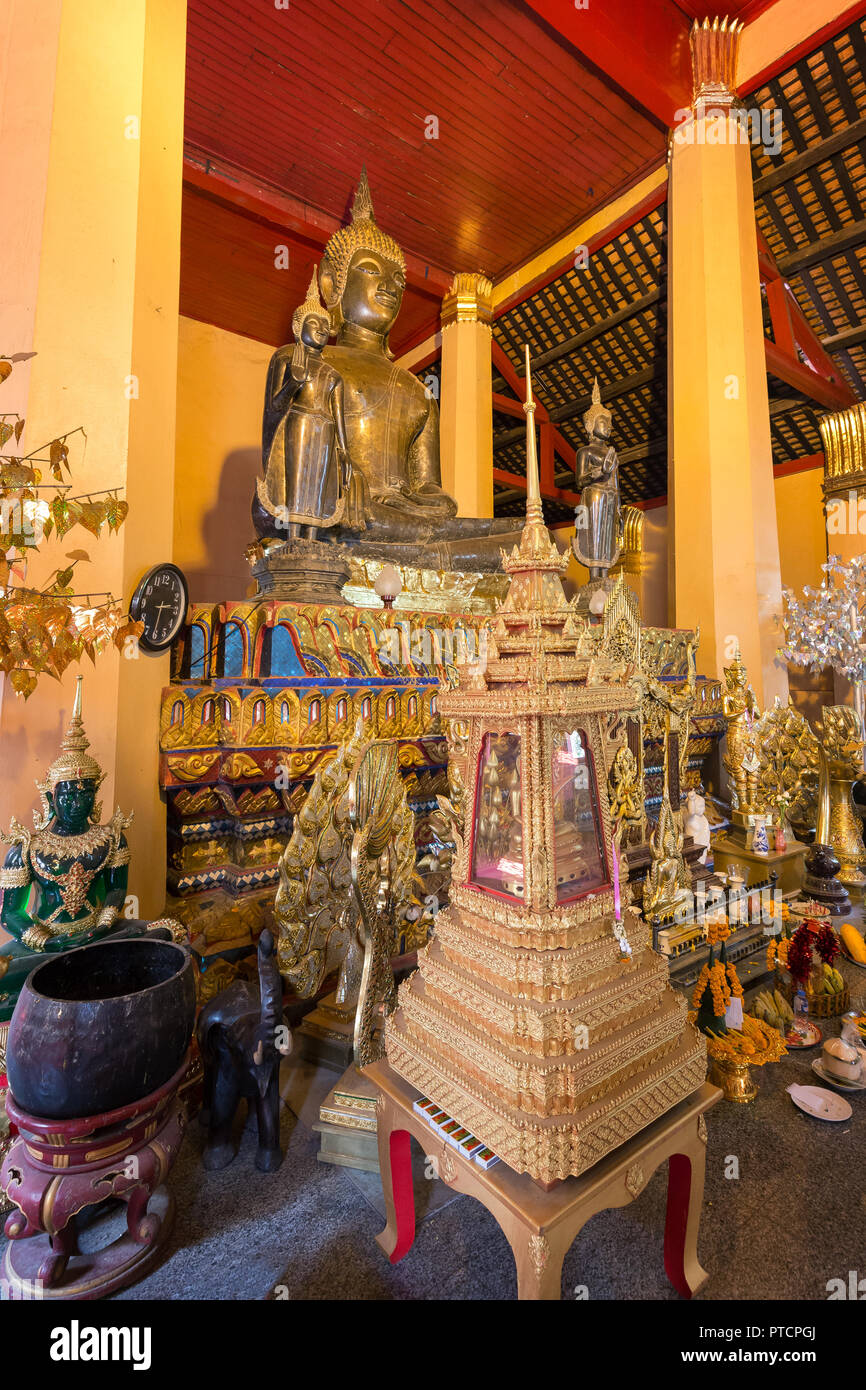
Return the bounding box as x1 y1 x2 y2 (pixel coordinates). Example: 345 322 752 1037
38 675 105 792
352 166 375 223
498 344 569 602
522 343 544 529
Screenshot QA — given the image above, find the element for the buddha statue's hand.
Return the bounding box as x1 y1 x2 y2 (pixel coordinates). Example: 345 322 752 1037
290 341 308 384
411 483 458 516
21 923 51 952
338 448 352 491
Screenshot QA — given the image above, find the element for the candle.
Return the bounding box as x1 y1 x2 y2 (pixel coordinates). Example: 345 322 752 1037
611 839 621 921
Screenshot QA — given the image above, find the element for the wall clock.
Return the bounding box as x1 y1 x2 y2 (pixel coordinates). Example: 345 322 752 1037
129 563 189 653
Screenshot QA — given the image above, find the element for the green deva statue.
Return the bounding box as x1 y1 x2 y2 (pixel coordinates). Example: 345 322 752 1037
0 677 132 1023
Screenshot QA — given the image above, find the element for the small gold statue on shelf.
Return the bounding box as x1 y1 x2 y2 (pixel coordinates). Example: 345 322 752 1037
607 744 642 842
722 649 760 815
643 790 692 918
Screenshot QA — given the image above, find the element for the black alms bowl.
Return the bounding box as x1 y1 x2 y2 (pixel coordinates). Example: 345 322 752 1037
6 938 196 1119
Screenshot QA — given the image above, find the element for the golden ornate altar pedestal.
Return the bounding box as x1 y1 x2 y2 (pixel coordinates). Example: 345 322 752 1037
712 813 806 896
297 992 358 1072
313 1064 380 1173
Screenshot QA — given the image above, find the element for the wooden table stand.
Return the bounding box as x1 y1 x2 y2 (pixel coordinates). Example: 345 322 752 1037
366 1061 721 1301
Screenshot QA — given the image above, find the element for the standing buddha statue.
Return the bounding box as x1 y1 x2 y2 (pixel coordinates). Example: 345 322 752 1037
573 378 622 581
0 677 131 958
722 651 760 815
253 269 351 542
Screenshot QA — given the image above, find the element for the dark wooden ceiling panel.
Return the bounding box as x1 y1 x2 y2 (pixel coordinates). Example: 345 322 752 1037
492 204 668 513
751 18 866 408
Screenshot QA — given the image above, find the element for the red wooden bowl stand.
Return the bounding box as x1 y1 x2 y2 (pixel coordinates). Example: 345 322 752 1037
1 1053 191 1300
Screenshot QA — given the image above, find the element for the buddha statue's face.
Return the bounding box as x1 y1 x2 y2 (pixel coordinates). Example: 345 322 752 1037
52 778 96 832
594 415 612 442
333 251 405 334
300 313 330 350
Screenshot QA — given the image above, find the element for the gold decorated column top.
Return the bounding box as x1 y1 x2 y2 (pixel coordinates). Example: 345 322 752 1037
690 15 744 111
441 271 494 327
820 401 866 497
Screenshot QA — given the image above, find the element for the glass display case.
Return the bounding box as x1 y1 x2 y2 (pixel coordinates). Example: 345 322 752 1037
470 731 524 899
551 729 608 903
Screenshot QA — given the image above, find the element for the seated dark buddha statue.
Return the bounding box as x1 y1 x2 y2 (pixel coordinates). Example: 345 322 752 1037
252 170 520 573
0 679 133 1022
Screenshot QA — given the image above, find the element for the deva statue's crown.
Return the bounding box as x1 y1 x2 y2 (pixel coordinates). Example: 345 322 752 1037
292 268 329 339
37 676 105 792
583 377 612 437
319 167 406 308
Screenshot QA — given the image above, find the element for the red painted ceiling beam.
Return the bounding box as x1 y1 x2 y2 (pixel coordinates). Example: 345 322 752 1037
757 226 857 411
522 0 692 128
763 341 855 411
493 466 582 508
183 153 453 302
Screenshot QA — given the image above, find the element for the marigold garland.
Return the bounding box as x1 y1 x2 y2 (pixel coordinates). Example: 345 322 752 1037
692 964 710 1011
706 915 731 945
712 962 731 1015
766 935 790 971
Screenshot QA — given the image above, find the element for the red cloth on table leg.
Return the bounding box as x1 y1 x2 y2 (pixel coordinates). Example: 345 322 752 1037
387 1129 416 1264
664 1152 694 1298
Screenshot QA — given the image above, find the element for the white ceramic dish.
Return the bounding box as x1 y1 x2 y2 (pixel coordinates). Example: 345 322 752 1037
811 1058 866 1092
787 1083 852 1121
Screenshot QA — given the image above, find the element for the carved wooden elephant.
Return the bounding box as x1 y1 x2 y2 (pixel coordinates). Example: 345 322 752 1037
196 928 292 1173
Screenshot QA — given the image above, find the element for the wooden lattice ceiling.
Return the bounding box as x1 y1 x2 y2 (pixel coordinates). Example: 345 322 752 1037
751 15 866 460
492 204 668 523
487 17 866 520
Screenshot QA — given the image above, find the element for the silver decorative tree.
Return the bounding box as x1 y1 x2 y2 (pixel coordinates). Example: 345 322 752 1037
780 553 866 742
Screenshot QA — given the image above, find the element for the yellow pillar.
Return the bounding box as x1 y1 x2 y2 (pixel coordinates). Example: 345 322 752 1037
668 17 787 706
439 273 494 519
0 0 186 918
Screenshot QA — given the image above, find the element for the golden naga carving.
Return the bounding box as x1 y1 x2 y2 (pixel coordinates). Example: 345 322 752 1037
608 744 642 837
722 650 760 816
275 722 365 1000
274 721 425 1064
349 741 417 1068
